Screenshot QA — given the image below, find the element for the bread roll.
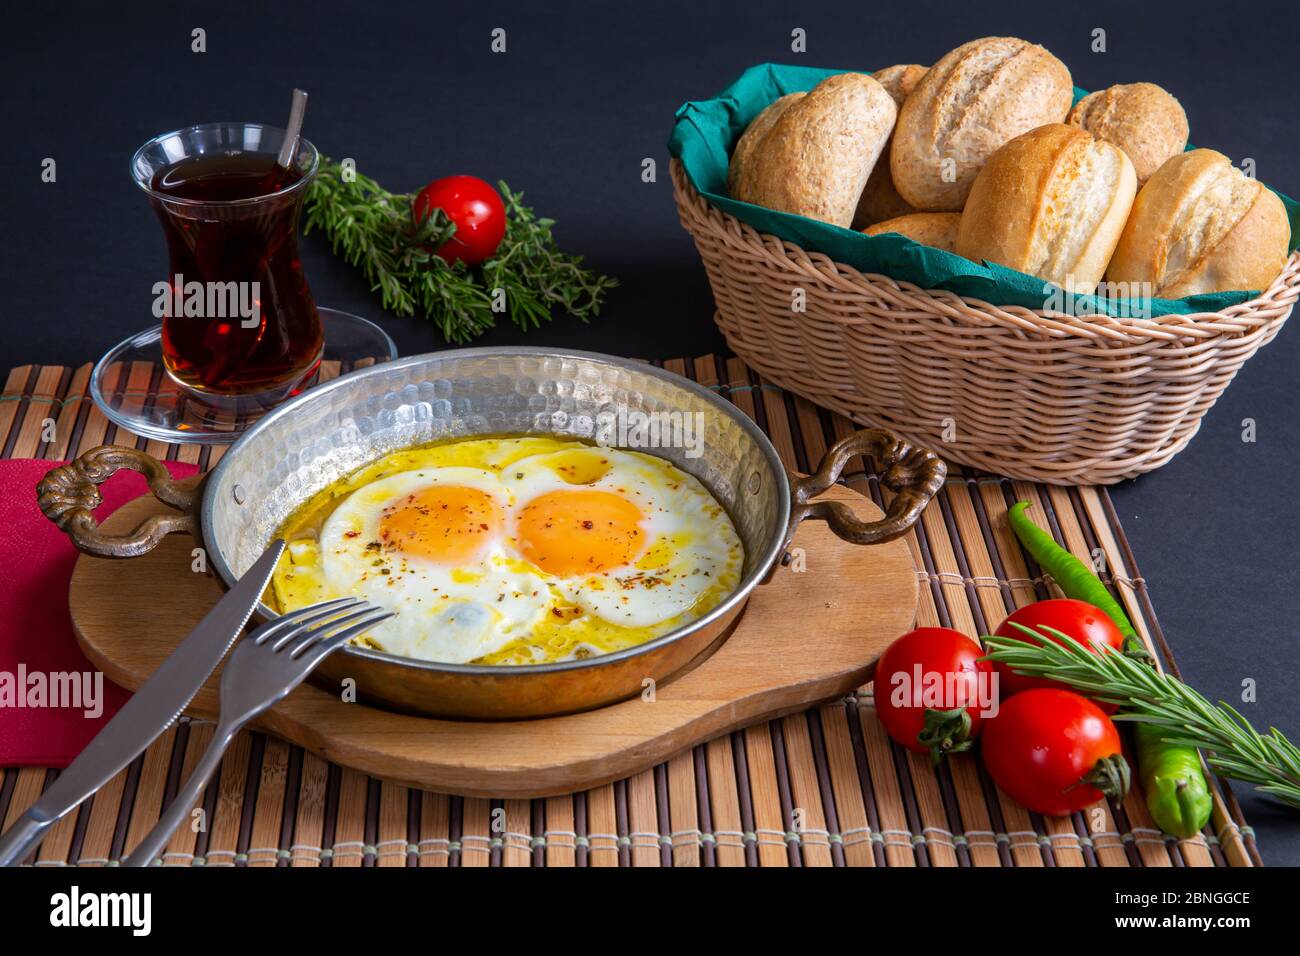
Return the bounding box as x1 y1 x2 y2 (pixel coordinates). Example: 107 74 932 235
863 211 961 252
871 63 928 103
852 64 928 229
956 124 1137 295
1067 82 1188 183
1106 149 1290 297
742 73 897 228
891 36 1073 211
727 92 806 199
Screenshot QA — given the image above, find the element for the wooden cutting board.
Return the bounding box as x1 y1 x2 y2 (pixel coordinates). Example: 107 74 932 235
68 482 917 798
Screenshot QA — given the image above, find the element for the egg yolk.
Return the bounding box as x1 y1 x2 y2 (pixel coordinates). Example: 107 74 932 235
544 449 611 485
516 490 645 576
378 485 501 564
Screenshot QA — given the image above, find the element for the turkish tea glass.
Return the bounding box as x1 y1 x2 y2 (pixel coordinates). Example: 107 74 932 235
131 123 324 411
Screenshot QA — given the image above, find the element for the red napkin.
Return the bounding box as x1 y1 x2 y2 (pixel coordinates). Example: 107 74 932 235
0 458 198 767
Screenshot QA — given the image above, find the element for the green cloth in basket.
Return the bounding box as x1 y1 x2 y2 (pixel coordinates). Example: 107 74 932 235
668 62 1300 318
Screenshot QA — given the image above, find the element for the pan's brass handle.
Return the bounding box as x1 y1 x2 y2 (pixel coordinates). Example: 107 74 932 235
784 429 946 552
37 445 200 558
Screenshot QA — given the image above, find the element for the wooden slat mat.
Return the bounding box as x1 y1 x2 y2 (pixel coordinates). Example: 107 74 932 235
0 357 1261 867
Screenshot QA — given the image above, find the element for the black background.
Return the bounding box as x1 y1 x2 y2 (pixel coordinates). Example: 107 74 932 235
2 0 1298 863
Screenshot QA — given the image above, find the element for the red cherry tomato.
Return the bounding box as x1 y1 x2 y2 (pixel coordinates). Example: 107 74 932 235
412 175 506 266
981 688 1129 816
993 599 1124 708
875 627 995 761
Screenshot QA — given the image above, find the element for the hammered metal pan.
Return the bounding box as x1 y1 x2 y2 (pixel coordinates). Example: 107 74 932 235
39 348 945 719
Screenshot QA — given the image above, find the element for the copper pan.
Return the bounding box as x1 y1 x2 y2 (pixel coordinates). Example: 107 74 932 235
38 348 945 719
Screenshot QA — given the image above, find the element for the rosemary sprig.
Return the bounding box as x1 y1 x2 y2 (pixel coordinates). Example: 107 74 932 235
302 157 617 343
984 624 1300 810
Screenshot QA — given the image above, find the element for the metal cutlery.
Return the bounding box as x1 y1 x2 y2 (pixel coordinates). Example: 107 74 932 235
0 539 287 867
123 597 392 867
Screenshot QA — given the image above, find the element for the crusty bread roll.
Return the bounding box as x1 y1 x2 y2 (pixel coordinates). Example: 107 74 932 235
956 124 1137 295
891 37 1073 211
870 63 928 104
863 211 961 252
854 168 918 227
1106 149 1290 297
742 73 897 228
1067 82 1188 184
727 92 806 199
852 64 928 229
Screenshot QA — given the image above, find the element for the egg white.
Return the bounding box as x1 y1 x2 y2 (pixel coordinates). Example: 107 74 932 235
309 468 553 664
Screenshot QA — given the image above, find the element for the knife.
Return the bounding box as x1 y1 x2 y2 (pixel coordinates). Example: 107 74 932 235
0 539 285 867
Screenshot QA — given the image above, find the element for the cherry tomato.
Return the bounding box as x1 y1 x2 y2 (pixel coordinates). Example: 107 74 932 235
981 688 1129 816
412 175 506 266
993 599 1124 708
875 627 995 762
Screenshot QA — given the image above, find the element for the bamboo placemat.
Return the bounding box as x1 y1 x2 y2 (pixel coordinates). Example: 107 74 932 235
0 356 1261 867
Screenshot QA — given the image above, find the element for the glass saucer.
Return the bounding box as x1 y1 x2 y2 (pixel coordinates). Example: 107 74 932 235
90 307 398 445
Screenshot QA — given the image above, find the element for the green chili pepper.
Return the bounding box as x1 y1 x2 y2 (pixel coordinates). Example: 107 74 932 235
1133 716 1214 839
1007 502 1136 651
1006 501 1212 839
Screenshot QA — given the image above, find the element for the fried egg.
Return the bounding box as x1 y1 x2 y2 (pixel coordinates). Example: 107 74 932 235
503 447 743 630
270 437 745 666
275 467 551 664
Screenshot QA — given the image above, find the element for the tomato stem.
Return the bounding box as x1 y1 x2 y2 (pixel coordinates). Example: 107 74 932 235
918 707 974 765
1073 753 1132 801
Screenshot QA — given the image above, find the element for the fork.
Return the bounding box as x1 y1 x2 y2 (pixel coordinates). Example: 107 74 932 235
123 597 393 867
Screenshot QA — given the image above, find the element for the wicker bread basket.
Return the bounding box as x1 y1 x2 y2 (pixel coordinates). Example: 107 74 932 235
672 160 1300 485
